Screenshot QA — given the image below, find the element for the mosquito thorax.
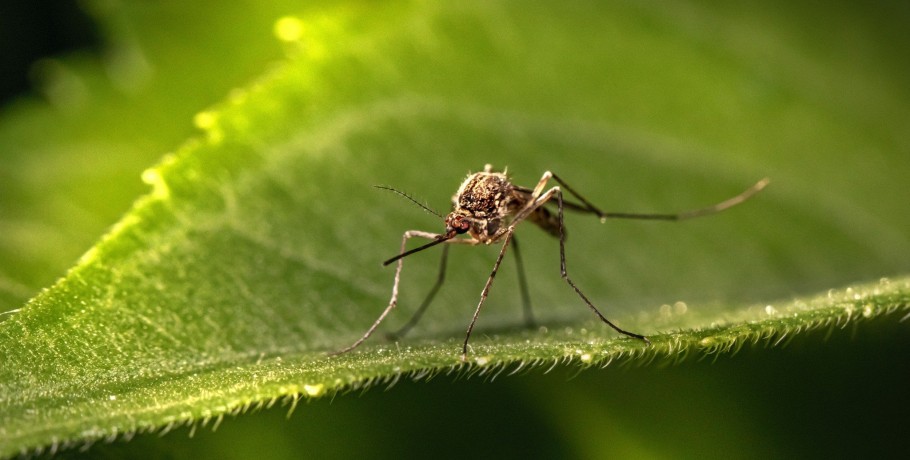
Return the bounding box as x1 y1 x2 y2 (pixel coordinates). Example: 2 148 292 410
453 171 517 219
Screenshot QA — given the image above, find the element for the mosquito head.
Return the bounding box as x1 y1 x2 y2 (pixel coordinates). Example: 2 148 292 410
381 210 472 267
444 211 472 236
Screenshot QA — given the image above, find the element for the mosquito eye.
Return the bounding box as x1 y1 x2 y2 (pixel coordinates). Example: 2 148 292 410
447 215 471 234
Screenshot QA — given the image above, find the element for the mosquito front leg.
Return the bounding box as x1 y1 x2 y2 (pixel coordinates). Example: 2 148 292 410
330 230 446 356
389 244 450 340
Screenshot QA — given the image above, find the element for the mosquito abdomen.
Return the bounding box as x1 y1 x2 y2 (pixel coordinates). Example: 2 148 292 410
528 206 562 238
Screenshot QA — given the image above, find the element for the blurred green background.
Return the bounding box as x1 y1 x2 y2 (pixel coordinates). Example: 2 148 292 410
2 1 908 458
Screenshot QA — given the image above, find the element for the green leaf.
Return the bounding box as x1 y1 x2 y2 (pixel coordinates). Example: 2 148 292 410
2 1 909 457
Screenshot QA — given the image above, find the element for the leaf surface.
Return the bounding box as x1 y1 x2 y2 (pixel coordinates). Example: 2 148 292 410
1 2 909 456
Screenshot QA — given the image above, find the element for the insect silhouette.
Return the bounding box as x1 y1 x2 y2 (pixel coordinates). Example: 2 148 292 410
332 165 769 361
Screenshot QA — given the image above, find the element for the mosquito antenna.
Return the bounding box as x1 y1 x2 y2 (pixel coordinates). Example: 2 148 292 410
383 234 454 266
374 185 443 218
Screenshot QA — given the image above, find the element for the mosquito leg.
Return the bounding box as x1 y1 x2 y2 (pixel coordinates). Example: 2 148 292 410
462 230 514 361
547 172 606 218
388 244 450 340
553 188 650 344
329 230 442 356
530 171 554 197
510 235 535 328
550 173 769 222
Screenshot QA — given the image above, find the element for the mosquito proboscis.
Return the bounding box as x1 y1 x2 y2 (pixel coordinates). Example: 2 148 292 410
331 164 769 361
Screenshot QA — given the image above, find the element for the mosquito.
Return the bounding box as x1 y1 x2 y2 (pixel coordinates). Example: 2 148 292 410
332 164 769 361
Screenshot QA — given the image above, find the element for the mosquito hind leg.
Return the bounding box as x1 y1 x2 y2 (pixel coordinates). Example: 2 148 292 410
550 173 770 222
